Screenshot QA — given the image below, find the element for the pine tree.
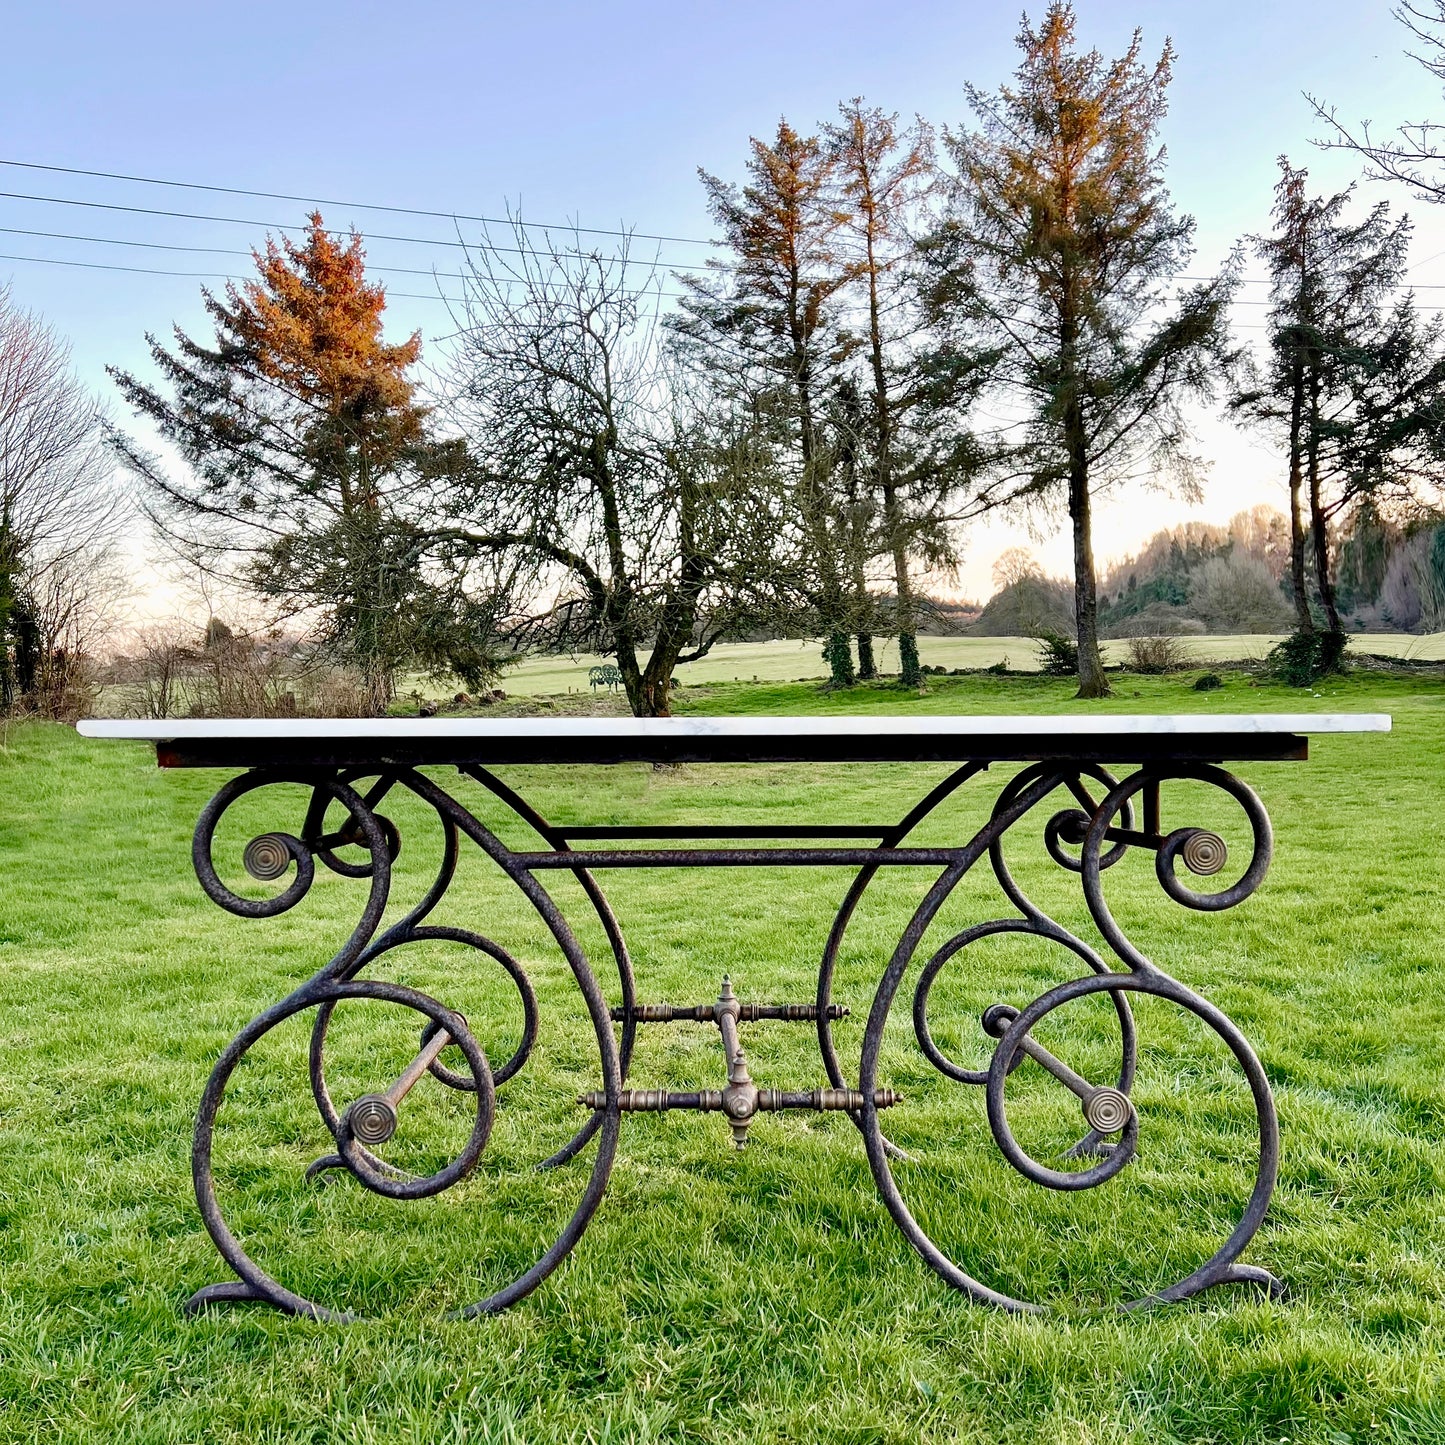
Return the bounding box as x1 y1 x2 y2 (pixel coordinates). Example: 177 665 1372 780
824 101 937 688
931 3 1236 698
1235 160 1445 645
110 215 498 712
675 121 860 688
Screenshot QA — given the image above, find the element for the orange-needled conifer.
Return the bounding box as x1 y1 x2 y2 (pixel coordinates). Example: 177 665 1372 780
111 214 504 712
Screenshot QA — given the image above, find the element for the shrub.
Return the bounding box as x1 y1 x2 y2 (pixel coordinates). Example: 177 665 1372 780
1125 634 1189 674
1189 552 1293 633
1035 630 1079 676
1264 629 1349 687
112 624 373 718
1193 672 1223 692
986 657 1010 675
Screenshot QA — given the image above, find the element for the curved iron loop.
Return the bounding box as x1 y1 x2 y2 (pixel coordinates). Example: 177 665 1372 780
413 930 538 1089
949 763 1142 1140
1080 766 1275 975
302 771 402 879
985 971 1281 1307
193 774 392 982
190 978 493 1321
814 762 988 1158
307 927 534 1179
981 987 1141 1192
987 763 1133 925
461 764 637 1171
331 990 496 1201
912 917 1135 1106
857 766 1074 1313
302 797 469 1148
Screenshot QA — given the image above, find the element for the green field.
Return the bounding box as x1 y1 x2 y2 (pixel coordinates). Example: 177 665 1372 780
494 633 1445 696
2 669 1444 1443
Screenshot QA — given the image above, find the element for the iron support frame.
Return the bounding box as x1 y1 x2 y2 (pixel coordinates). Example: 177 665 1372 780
173 751 1287 1319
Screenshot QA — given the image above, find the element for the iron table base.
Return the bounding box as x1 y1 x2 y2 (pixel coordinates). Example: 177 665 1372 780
177 757 1284 1319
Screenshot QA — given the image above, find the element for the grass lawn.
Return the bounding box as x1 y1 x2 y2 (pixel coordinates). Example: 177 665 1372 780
489 632 1445 696
1 668 1444 1443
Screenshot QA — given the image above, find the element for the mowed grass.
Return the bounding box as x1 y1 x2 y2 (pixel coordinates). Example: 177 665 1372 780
0 669 1444 1443
491 632 1445 695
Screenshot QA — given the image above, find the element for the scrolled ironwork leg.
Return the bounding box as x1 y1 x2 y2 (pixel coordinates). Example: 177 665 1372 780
983 970 1283 1306
184 766 622 1319
860 762 1284 1312
186 977 495 1320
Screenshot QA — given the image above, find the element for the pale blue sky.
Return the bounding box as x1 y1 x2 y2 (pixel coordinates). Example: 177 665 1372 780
2 0 1441 601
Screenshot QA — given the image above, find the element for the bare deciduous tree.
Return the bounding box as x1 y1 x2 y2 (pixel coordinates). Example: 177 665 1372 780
1311 4 1445 202
991 546 1044 591
442 226 786 717
0 285 126 711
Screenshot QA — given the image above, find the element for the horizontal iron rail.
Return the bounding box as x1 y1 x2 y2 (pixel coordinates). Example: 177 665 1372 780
512 846 965 869
553 824 894 840
611 1001 850 1022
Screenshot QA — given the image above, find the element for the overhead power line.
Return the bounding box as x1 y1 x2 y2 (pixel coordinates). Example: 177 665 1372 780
0 249 472 305
0 188 728 278
0 226 699 299
0 157 722 248
0 187 1343 289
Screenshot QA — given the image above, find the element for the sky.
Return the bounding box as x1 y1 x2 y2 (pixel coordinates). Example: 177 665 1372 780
3 0 1444 616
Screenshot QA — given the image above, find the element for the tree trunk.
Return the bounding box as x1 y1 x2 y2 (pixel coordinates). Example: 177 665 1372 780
1064 391 1108 698
855 142 922 695
824 629 855 688
636 664 673 717
615 636 650 717
898 631 921 690
1305 379 1342 634
1285 358 1314 634
0 594 12 711
633 446 713 719
1058 275 1108 699
847 479 875 680
13 604 39 698
889 509 921 689
1308 489 1341 633
0 526 13 708
1069 474 1109 698
363 660 394 717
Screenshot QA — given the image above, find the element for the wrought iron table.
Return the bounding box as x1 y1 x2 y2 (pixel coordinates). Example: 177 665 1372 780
80 712 1388 1320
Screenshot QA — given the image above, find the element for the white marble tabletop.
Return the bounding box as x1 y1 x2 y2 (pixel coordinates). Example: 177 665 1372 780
79 714 1390 742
